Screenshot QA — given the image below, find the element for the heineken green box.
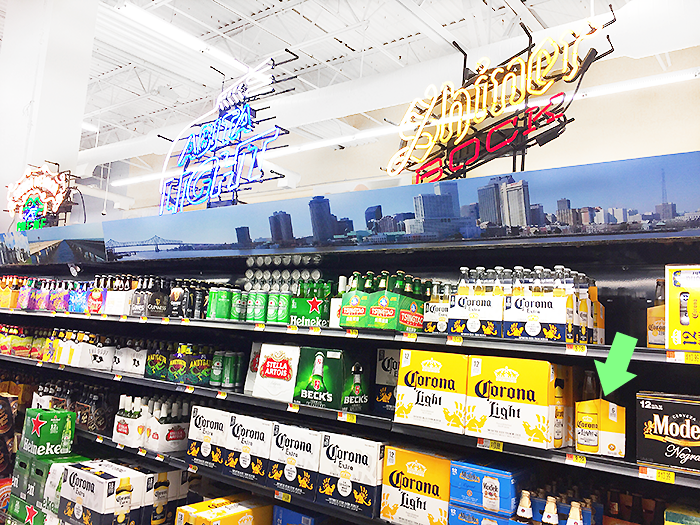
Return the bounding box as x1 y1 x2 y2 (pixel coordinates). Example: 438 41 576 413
9 494 46 525
20 408 75 457
365 290 424 332
339 291 371 328
28 455 89 512
289 297 330 327
293 347 371 413
11 452 32 501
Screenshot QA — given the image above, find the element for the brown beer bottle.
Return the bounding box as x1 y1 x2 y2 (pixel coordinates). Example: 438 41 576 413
606 490 621 518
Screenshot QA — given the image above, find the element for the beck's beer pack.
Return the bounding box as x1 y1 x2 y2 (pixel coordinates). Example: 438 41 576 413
223 413 272 484
186 406 227 471
267 423 321 500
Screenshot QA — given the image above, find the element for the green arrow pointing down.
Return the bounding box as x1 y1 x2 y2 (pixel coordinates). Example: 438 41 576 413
594 332 638 396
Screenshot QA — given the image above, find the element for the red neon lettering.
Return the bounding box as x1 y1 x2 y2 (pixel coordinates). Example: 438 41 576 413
448 138 481 170
524 92 565 135
486 116 518 152
415 157 443 184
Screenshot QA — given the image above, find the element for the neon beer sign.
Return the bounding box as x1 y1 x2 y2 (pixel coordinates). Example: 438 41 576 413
7 166 68 230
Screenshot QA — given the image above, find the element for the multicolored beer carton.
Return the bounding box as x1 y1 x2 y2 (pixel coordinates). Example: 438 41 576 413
381 446 454 525
464 356 573 449
317 432 384 517
251 344 300 404
339 290 424 332
449 459 528 516
394 349 469 434
502 296 566 341
186 406 227 471
448 295 503 337
266 423 321 500
374 348 400 417
223 413 272 484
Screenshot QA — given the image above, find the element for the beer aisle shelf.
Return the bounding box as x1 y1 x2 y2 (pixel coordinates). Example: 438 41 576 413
0 307 672 362
4 349 700 490
73 429 379 525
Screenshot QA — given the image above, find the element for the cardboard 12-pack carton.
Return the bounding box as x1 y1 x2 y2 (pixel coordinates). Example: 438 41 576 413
666 265 700 349
449 459 528 516
222 413 272 485
374 348 400 417
266 423 321 501
186 406 228 472
448 295 503 338
20 409 75 457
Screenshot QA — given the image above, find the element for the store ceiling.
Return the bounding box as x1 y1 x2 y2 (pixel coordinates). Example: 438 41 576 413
0 0 627 154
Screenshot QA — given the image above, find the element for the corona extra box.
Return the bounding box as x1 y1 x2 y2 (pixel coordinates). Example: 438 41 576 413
27 455 89 512
20 409 75 457
374 348 400 417
251 344 300 404
381 446 455 525
448 504 510 525
665 265 700 349
317 432 384 517
636 391 700 473
186 406 228 471
502 296 566 342
79 460 148 525
222 413 272 485
423 300 449 334
394 349 469 434
575 400 625 458
447 295 503 338
266 423 321 501
192 498 272 525
465 356 572 449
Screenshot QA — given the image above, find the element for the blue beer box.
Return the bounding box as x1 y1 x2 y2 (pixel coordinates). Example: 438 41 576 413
450 459 528 517
449 504 511 525
273 505 332 525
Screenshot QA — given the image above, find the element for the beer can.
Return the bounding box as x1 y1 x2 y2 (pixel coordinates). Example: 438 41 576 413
262 270 271 281
245 257 255 267
243 280 253 292
310 269 322 281
273 255 282 266
210 350 225 387
292 255 302 266
213 288 232 320
254 269 264 280
291 269 301 280
264 256 273 266
271 270 281 280
267 292 280 323
222 351 235 389
244 269 254 279
229 289 242 319
234 352 245 392
255 256 265 267
300 269 311 281
253 291 268 322
206 287 218 319
245 292 256 322
277 291 292 325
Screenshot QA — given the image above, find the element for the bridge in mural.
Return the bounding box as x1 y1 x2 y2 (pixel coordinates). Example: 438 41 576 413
105 235 184 249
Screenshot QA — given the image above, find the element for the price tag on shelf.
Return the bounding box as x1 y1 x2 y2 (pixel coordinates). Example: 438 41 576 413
113 375 122 382
476 438 503 452
181 318 190 325
63 311 70 317
184 386 195 394
85 312 91 318
287 403 300 413
337 412 357 424
667 351 700 364
446 335 463 346
345 329 358 338
36 361 43 367
8 308 14 314
58 365 65 370
639 466 675 484
51 311 57 317
286 325 298 334
402 332 417 343
161 317 170 325
188 464 198 474
254 323 265 331
95 436 104 444
101 314 108 320
565 453 587 467
155 454 165 462
137 448 147 457
308 326 321 335
119 315 127 322
274 491 292 503
216 391 227 400
140 316 148 323
116 444 125 450
566 344 587 356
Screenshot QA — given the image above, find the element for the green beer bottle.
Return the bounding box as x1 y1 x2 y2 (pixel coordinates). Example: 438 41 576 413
351 362 364 397
378 271 390 291
363 271 375 294
306 352 328 393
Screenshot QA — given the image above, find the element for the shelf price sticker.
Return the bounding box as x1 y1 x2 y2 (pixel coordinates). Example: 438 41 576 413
345 329 358 338
161 317 170 325
287 403 300 413
137 448 147 457
119 315 127 322
337 412 357 424
181 318 190 325
274 491 292 503
95 436 104 444
566 344 587 356
85 312 91 318
58 365 65 370
254 323 265 331
401 332 417 343
565 453 587 467
188 464 198 474
116 443 125 450
476 438 503 452
184 386 195 394
113 374 123 382
666 351 700 364
140 316 148 323
216 391 227 400
35 361 43 367
286 325 298 334
155 454 165 462
639 466 675 484
63 311 70 317
101 314 108 320
446 335 463 346
308 326 321 335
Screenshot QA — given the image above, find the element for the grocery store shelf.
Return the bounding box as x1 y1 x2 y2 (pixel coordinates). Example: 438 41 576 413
0 307 671 363
75 429 382 525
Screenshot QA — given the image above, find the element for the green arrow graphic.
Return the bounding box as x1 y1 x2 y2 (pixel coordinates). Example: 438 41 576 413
594 332 638 396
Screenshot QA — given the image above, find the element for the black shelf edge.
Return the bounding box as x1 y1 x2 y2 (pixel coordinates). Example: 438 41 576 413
0 308 671 363
75 429 383 525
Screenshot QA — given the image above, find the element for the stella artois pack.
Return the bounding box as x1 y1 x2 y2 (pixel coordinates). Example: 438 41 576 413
222 413 272 485
465 356 573 449
381 446 455 525
186 406 228 471
317 432 384 517
394 349 469 434
266 423 321 501
251 344 300 404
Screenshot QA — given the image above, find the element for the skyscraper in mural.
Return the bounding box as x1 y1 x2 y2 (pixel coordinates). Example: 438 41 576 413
477 175 514 225
434 181 460 218
404 181 479 239
365 205 382 230
500 179 530 227
235 226 252 247
309 196 335 243
269 211 294 243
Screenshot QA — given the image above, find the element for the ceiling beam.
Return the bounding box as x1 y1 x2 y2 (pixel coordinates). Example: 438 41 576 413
501 0 547 31
394 0 457 46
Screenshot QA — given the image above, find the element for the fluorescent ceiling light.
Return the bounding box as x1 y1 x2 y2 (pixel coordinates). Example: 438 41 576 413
82 122 99 132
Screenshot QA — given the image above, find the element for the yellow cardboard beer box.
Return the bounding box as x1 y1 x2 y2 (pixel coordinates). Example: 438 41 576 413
381 446 454 525
175 495 250 525
465 355 572 449
575 399 625 457
193 498 272 525
666 265 700 349
394 349 469 434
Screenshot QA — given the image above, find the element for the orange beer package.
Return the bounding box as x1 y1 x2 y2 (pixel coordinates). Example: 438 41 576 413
381 446 456 525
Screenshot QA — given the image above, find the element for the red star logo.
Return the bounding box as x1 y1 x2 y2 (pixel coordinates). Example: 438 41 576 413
307 297 323 313
25 505 38 525
30 414 46 437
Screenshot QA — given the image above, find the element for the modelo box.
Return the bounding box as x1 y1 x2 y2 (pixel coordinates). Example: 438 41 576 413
251 344 300 404
448 295 503 338
317 432 384 517
381 446 456 525
465 356 573 449
20 409 75 457
503 296 566 341
666 265 700 349
448 504 510 525
374 348 400 417
394 349 469 434
637 391 700 474
449 459 528 516
223 413 272 485
266 423 321 501
186 406 227 472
